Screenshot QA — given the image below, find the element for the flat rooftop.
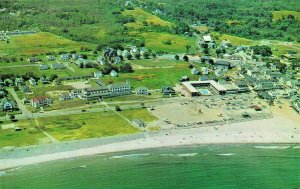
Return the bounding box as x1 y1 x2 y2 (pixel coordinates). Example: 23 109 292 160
182 80 226 92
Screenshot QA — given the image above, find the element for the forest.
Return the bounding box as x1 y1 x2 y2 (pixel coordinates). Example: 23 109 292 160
140 0 300 42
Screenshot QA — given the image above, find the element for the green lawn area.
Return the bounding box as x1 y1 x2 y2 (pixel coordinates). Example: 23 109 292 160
136 32 196 53
0 119 47 147
0 32 95 57
123 8 174 29
130 59 179 68
216 33 256 46
120 109 157 123
0 66 40 76
272 11 300 21
102 62 199 89
37 111 140 141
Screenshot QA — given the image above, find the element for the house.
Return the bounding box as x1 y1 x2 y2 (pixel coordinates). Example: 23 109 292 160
200 75 209 81
220 39 232 48
97 56 106 65
0 87 5 97
132 119 146 127
60 54 70 60
136 87 149 95
258 92 273 100
59 93 72 101
234 81 250 93
79 87 111 100
40 64 49 70
113 56 122 64
28 57 41 63
40 77 50 84
69 89 82 98
180 76 189 82
46 55 55 61
15 77 24 87
22 86 32 93
214 69 224 77
286 80 299 88
72 54 81 60
94 71 103 78
214 60 232 70
223 54 243 60
162 86 176 95
191 68 200 75
247 67 260 77
203 35 212 43
202 67 209 75
51 63 65 70
292 101 300 113
0 79 4 86
122 50 131 59
201 56 213 64
31 96 52 108
29 77 37 86
4 79 13 86
110 70 118 77
0 98 15 111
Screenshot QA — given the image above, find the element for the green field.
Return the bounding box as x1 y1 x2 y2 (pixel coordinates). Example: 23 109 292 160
214 33 256 46
0 32 95 57
272 11 300 21
102 61 199 89
0 119 47 147
37 111 140 141
138 32 196 53
123 8 174 29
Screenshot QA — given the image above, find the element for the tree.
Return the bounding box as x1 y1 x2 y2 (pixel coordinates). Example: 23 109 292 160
134 53 141 60
9 115 15 120
49 74 58 81
183 55 189 62
175 54 180 60
143 52 150 59
115 106 122 111
252 45 272 57
185 45 191 53
120 63 133 73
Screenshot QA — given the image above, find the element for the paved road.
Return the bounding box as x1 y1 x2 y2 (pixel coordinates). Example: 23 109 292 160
7 88 31 116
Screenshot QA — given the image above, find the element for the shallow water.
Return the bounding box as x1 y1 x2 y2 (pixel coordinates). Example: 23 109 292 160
1 144 299 189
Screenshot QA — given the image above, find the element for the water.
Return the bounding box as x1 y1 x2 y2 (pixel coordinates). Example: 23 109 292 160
1 144 299 189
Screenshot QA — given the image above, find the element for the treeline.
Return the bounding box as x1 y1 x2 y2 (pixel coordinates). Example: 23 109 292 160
140 0 300 42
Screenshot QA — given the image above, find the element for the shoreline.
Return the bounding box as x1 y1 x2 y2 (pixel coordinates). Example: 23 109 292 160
1 116 300 171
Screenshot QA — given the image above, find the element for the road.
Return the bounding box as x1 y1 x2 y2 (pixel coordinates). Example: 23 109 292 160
0 64 39 69
7 88 31 117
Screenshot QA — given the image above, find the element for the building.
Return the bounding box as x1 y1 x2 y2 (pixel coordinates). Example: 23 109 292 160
201 56 212 64
132 119 146 127
60 54 70 61
94 71 103 78
203 35 212 43
110 70 118 77
162 86 176 95
28 57 41 63
181 80 226 97
107 82 131 95
292 101 300 114
47 55 56 61
1 98 15 111
202 67 209 75
59 93 73 101
41 77 50 84
29 77 37 86
22 86 32 93
136 87 149 95
191 68 200 75
40 64 49 70
31 96 52 108
15 77 24 87
51 63 65 70
214 60 232 70
220 39 232 48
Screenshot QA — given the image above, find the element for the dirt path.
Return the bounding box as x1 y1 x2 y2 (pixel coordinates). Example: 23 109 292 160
35 118 59 143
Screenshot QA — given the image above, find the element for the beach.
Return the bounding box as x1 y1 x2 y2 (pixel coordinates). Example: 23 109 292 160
1 106 299 171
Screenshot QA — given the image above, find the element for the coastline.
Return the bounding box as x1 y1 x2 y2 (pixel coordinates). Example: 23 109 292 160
1 115 300 171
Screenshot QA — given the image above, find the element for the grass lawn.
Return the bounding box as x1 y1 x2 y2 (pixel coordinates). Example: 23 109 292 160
0 119 47 147
120 108 157 122
217 34 256 46
0 32 95 57
123 8 173 29
0 66 40 76
272 11 300 21
130 59 179 68
136 32 196 53
37 111 140 141
102 62 199 89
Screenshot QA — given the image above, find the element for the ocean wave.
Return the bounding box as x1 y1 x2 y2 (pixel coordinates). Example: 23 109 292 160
161 154 175 157
6 166 23 172
110 153 150 159
0 171 6 177
254 146 290 150
217 153 235 156
177 153 198 157
293 146 300 149
79 165 87 168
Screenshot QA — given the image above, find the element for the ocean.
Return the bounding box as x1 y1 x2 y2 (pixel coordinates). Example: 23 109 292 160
1 144 299 189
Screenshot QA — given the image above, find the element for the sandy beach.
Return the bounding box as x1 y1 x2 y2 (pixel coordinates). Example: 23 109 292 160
1 107 299 171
